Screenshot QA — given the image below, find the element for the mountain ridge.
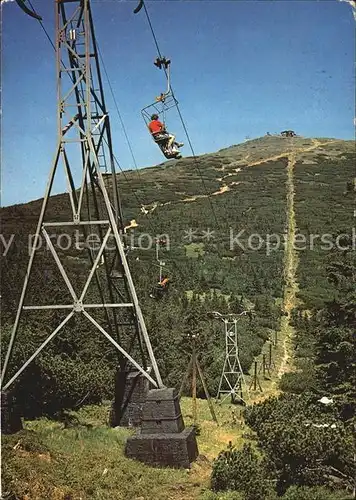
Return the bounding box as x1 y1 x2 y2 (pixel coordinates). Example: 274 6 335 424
2 135 354 210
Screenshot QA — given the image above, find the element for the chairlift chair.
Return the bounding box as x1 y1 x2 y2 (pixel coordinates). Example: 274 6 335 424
141 57 182 159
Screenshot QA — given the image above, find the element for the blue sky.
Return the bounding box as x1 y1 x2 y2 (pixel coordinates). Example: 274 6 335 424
2 0 355 206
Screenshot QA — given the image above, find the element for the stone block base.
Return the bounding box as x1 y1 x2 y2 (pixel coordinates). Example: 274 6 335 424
110 370 150 427
125 426 198 468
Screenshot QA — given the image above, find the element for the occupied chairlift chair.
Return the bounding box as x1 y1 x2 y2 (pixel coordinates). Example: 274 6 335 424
141 57 182 159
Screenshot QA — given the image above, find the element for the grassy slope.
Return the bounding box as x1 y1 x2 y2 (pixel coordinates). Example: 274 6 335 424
3 400 248 500
2 137 354 499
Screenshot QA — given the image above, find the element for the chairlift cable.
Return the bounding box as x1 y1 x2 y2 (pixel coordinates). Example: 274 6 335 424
28 0 55 49
138 1 220 227
137 0 240 297
104 139 163 237
24 2 217 229
23 1 201 293
96 42 141 176
23 11 159 233
93 38 167 238
142 2 164 61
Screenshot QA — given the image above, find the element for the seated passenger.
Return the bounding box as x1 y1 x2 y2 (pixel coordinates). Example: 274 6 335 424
149 275 170 299
148 114 183 152
158 276 170 289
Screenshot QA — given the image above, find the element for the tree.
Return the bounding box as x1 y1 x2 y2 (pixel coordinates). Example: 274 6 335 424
314 260 356 422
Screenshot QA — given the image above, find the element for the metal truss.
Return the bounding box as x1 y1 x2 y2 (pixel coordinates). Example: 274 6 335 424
141 93 178 126
212 312 249 404
1 0 163 392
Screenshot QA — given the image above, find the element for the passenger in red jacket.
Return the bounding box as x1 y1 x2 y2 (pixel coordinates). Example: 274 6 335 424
148 114 183 152
149 275 171 299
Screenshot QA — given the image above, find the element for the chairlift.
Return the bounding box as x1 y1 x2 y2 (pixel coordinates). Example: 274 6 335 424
149 237 171 299
150 275 170 299
141 57 183 160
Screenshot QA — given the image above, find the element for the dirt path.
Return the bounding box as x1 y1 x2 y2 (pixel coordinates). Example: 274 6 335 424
246 141 335 395
278 152 298 378
212 184 230 195
274 139 338 377
140 139 336 213
242 139 335 169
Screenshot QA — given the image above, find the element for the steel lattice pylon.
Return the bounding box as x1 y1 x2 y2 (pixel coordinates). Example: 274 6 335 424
1 0 163 392
212 312 249 404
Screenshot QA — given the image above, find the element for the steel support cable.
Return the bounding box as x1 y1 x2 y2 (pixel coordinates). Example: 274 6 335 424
28 0 54 47
141 1 220 227
101 137 158 237
96 43 141 176
94 39 169 258
27 1 217 227
27 3 209 239
142 2 162 59
67 16 161 309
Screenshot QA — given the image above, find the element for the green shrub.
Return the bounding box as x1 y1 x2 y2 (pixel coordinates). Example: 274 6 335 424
279 366 317 394
211 442 271 500
244 394 354 495
2 325 114 418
